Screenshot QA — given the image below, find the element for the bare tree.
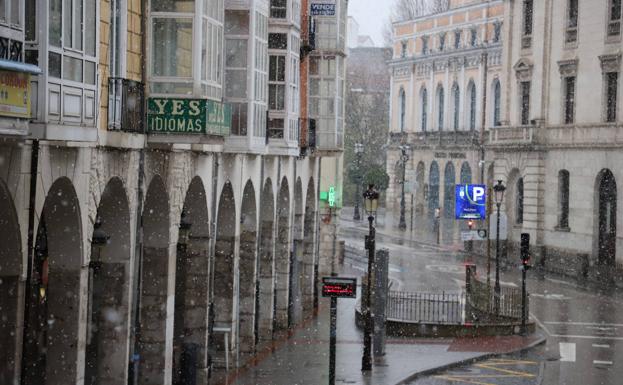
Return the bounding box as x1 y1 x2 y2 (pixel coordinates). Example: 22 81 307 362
391 0 450 22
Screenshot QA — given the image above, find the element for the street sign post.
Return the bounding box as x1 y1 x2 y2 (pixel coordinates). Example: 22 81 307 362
455 184 487 220
461 229 488 241
322 277 357 385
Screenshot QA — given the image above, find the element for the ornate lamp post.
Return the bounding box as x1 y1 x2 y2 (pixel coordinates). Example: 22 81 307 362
361 185 379 372
398 145 409 230
353 143 364 221
493 180 506 316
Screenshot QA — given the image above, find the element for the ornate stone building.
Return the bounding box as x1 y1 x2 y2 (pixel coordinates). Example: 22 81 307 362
386 0 504 238
490 0 623 278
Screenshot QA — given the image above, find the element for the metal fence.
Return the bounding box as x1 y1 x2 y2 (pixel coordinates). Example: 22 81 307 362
469 276 525 320
386 291 464 324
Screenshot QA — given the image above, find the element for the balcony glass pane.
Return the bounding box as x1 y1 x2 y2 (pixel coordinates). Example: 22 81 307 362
152 18 193 77
152 0 194 13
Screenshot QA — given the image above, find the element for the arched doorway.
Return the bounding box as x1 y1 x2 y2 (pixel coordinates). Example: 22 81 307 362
172 177 210 384
415 162 425 217
257 179 275 344
274 178 290 332
444 162 456 219
0 180 21 384
597 169 617 266
238 180 257 354
302 178 316 315
22 178 83 385
85 178 131 385
428 162 440 229
289 178 304 327
214 182 237 367
138 176 170 385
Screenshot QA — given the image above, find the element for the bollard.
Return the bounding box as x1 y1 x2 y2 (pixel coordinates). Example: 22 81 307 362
373 249 389 357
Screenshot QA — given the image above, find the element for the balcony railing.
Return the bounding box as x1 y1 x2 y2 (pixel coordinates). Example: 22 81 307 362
389 130 480 147
488 125 540 145
108 78 145 133
546 123 623 147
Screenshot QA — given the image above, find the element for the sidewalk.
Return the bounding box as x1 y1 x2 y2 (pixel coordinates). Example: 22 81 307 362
216 267 545 385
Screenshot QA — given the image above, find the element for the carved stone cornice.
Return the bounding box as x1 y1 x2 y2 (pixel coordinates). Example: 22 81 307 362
514 58 533 81
558 59 578 77
599 54 621 73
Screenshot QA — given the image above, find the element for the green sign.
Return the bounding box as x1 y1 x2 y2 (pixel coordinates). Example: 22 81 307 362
320 191 328 201
147 98 231 136
328 187 336 207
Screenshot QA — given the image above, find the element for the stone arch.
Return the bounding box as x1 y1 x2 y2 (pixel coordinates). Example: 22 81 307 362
428 161 440 219
138 175 171 385
460 162 472 185
302 178 317 315
85 177 132 385
289 178 304 326
257 178 275 344
214 181 237 366
172 176 211 383
594 169 617 266
22 177 83 385
0 179 21 384
238 180 258 354
443 162 456 219
274 177 290 332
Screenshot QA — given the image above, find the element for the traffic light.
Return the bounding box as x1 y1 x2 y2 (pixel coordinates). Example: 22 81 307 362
520 233 531 270
467 220 474 230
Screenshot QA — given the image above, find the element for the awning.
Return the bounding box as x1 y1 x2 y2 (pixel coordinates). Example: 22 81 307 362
0 59 42 74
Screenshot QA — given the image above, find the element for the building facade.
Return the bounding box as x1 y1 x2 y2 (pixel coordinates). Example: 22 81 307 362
386 0 504 236
387 0 623 279
0 1 345 385
490 0 623 277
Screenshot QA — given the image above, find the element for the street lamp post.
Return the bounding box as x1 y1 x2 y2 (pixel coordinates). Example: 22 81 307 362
361 185 379 372
353 143 364 221
398 145 409 230
493 180 506 316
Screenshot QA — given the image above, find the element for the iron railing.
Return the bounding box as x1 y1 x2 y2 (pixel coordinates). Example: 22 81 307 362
386 291 464 324
469 275 525 320
108 77 144 133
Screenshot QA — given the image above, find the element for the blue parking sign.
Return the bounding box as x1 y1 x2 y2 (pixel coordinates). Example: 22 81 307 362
456 184 487 220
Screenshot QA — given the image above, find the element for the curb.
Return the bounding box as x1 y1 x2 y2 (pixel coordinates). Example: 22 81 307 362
392 333 547 385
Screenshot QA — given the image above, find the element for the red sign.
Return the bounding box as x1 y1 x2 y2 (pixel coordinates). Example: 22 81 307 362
322 277 357 298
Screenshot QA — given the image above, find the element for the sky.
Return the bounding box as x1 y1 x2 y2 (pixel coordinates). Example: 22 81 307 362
347 0 393 47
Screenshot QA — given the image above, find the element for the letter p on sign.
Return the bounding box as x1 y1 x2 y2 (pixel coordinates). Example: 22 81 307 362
473 186 485 202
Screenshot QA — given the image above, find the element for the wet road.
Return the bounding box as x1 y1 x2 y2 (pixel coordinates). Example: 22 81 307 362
410 353 542 385
340 218 623 385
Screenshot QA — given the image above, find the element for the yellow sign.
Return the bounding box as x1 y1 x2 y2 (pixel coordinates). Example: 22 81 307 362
0 70 30 118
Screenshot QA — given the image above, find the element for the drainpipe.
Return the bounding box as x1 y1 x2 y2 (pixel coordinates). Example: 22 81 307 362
20 138 39 385
313 158 321 309
253 156 265 350
207 153 219 382
129 0 149 382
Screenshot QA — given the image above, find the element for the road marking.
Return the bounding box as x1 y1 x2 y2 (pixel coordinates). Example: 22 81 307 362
550 333 623 341
544 321 623 327
593 360 613 366
559 342 576 362
592 344 611 348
